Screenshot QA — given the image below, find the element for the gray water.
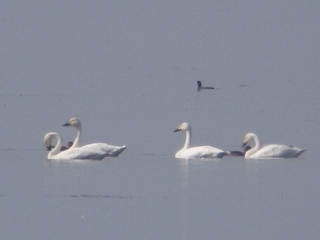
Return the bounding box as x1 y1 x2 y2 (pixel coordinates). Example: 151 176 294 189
1 1 320 239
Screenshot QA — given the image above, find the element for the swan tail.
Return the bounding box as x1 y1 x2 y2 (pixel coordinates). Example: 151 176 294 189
111 145 126 157
296 149 306 157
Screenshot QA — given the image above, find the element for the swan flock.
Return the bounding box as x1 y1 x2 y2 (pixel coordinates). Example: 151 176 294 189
44 118 306 160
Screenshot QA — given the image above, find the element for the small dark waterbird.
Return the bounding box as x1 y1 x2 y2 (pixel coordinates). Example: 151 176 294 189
226 146 251 157
197 81 214 91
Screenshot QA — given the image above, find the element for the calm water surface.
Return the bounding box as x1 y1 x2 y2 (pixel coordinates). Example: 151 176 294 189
1 150 319 240
1 1 320 240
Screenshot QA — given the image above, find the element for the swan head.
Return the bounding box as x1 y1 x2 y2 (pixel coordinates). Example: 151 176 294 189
197 81 202 88
63 117 82 129
44 132 60 151
174 122 191 132
242 132 256 148
44 132 54 150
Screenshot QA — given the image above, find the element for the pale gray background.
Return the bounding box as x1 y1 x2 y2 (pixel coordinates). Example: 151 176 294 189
0 1 319 240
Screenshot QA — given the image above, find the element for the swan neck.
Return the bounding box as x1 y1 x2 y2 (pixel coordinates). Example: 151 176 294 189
183 128 191 149
253 134 261 150
48 134 62 158
245 134 261 158
72 126 81 148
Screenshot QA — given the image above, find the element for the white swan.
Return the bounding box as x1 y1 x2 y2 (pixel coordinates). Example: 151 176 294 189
197 81 214 91
173 122 225 159
62 117 126 156
242 132 306 159
44 132 126 160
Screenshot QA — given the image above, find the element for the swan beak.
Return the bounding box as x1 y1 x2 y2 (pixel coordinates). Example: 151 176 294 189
173 128 181 133
46 145 53 151
63 122 70 127
241 142 247 148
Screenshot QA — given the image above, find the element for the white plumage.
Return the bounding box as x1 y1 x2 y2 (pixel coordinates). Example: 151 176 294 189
242 132 306 159
44 132 126 160
62 117 83 148
174 122 225 159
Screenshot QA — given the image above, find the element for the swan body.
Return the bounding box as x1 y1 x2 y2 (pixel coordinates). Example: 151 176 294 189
44 132 126 160
242 133 306 159
197 81 214 91
174 122 225 159
62 117 126 156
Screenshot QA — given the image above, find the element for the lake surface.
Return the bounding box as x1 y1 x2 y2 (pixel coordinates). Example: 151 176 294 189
1 150 319 240
1 1 320 240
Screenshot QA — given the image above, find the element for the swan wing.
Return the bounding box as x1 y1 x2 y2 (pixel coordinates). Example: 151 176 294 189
50 147 105 160
80 143 126 157
250 144 305 159
176 146 225 159
50 143 126 160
